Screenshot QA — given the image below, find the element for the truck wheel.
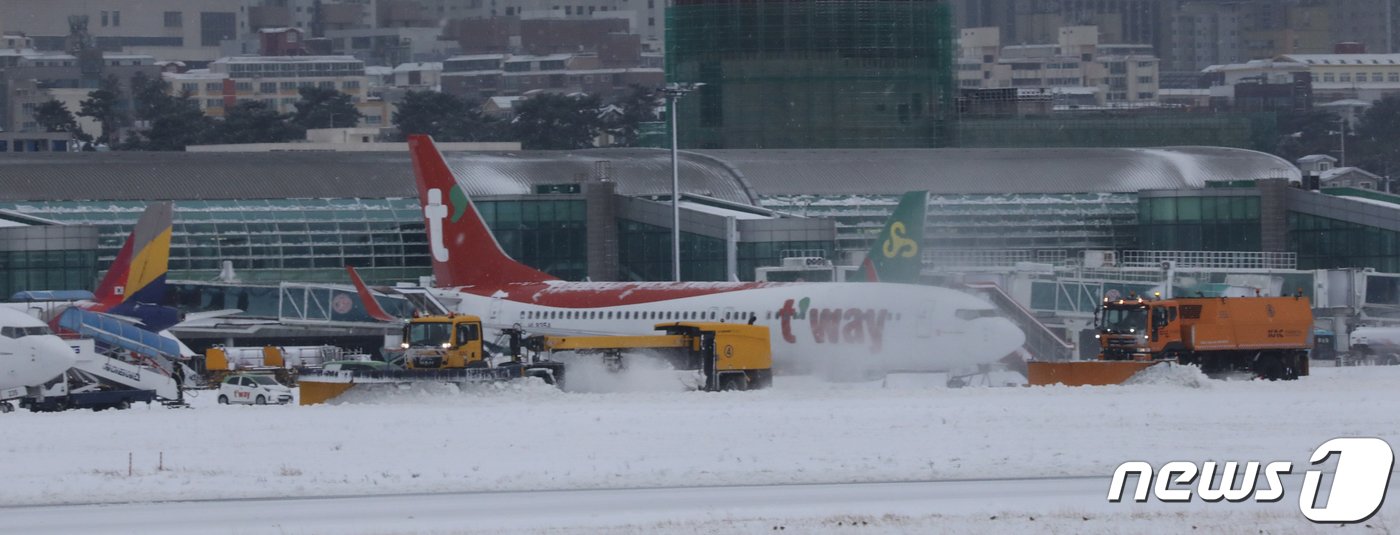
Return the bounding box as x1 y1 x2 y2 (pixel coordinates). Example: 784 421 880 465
0 401 12 414
255 395 267 405
1257 356 1284 381
218 395 229 405
720 374 749 392
1385 354 1400 366
116 400 132 410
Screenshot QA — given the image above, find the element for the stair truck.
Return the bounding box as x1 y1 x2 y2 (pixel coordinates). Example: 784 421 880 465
515 322 773 392
1029 294 1312 386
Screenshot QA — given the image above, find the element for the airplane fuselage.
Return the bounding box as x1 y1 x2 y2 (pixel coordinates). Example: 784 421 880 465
431 281 1025 375
0 308 77 395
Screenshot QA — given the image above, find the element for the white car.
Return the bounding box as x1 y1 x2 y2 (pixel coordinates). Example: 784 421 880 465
218 374 293 405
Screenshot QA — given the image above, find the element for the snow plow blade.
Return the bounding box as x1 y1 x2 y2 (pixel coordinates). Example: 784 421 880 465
299 381 357 405
298 364 566 405
1026 360 1160 387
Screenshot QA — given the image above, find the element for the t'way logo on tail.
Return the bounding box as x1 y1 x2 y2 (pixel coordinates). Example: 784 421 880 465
408 135 556 288
425 187 451 262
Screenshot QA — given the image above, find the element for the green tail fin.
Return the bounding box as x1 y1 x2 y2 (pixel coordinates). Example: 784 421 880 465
856 191 927 283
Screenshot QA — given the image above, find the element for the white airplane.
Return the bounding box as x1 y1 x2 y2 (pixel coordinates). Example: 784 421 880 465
0 307 78 407
405 135 1025 376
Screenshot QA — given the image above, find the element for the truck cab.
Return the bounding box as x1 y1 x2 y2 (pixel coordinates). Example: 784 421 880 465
401 314 484 369
1097 298 1182 360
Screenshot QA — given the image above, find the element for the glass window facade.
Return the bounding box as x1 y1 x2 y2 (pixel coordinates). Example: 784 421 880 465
0 199 430 284
475 199 587 281
0 226 98 297
0 249 98 297
0 198 594 285
762 193 1137 262
618 219 726 281
1289 212 1400 272
1137 196 1260 251
668 0 956 148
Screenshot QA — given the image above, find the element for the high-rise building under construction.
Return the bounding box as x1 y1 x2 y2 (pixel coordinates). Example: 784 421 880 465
666 0 956 149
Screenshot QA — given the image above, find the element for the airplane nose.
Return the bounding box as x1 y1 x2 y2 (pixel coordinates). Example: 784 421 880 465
27 336 77 380
970 317 1026 354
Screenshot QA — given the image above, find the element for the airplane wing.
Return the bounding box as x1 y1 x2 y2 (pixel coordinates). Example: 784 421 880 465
182 309 245 322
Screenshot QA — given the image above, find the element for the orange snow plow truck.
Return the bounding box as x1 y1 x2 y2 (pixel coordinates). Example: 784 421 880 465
1029 295 1312 386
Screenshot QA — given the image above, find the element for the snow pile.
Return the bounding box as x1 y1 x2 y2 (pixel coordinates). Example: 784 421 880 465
1122 362 1213 388
554 350 705 393
330 376 564 405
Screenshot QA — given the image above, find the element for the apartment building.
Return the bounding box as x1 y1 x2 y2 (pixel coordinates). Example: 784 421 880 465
163 55 387 126
440 52 661 101
1204 51 1400 104
0 0 250 63
958 26 1160 106
435 0 664 52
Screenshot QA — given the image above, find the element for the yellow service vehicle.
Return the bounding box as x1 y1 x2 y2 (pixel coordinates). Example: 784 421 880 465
299 313 564 405
517 322 773 391
399 313 487 369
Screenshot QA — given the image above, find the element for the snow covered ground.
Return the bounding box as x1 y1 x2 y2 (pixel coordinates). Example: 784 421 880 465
1 364 1397 533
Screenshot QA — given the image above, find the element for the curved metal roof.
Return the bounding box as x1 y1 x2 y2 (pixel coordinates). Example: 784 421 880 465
0 150 758 205
0 145 1298 203
694 146 1302 196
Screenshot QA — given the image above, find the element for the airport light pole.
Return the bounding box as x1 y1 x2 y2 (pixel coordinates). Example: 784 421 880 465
661 82 704 282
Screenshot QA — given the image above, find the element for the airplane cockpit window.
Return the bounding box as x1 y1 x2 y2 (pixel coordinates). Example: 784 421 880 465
1 325 53 338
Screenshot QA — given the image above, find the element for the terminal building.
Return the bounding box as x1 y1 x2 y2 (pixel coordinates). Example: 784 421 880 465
4 145 1400 355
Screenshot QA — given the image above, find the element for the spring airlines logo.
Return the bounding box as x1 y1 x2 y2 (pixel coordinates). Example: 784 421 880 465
423 186 470 262
881 222 918 259
1108 437 1394 523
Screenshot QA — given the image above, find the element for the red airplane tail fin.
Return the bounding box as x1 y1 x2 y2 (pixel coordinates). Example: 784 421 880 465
346 266 399 323
407 135 557 288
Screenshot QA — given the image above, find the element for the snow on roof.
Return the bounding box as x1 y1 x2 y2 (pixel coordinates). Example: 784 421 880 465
487 96 521 108
365 66 393 76
447 54 506 61
504 53 574 63
214 55 361 64
1202 58 1309 73
392 62 442 73
1281 53 1400 65
1331 194 1400 209
162 70 228 80
1297 154 1337 163
1158 89 1210 96
677 200 772 220
1049 86 1098 95
1318 99 1373 108
1321 166 1380 181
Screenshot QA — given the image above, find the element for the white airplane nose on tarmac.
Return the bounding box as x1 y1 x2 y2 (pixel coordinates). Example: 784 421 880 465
969 316 1026 361
21 336 78 385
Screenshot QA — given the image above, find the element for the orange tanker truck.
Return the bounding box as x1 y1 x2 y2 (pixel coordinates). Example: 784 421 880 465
1029 294 1313 386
